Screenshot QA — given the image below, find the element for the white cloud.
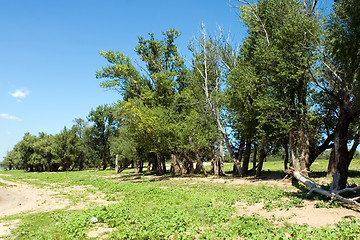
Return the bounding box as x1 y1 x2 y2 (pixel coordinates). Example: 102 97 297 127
0 113 21 121
9 88 30 99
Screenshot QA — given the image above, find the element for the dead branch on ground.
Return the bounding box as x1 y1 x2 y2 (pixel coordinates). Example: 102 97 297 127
290 170 360 207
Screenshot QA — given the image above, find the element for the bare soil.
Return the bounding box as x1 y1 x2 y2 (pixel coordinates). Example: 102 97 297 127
0 176 115 238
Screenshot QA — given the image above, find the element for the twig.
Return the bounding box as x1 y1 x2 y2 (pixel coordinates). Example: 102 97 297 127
237 0 270 46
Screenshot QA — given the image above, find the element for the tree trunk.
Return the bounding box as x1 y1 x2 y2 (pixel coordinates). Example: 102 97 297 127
327 146 336 176
189 136 207 176
212 140 225 176
241 141 252 176
330 121 351 192
289 131 299 170
135 160 143 174
234 139 245 174
256 147 266 177
218 138 225 175
115 155 119 174
210 147 216 175
284 140 289 171
194 151 207 176
349 135 359 161
156 152 166 175
171 153 182 176
309 133 334 167
180 153 194 174
252 143 257 175
299 130 310 174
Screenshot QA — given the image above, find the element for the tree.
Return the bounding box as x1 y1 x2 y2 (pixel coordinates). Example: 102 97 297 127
97 29 215 175
71 118 90 170
189 26 234 176
16 133 39 171
235 0 320 176
1 150 20 170
53 127 82 171
87 105 119 170
314 0 360 191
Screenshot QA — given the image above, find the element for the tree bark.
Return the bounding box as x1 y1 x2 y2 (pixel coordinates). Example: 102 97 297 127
293 170 360 207
327 146 336 177
135 160 143 174
234 139 245 174
348 135 359 161
115 154 119 174
194 151 207 176
330 121 351 192
299 130 310 174
218 138 225 175
309 133 334 166
289 131 299 170
170 153 182 176
180 153 194 174
256 147 266 177
252 143 257 175
284 140 289 171
241 141 252 176
156 152 166 175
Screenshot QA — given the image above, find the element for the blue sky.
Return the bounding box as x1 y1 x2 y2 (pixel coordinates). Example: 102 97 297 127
0 0 247 160
0 0 334 161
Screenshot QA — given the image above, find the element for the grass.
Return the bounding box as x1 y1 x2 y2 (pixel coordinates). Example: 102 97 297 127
1 160 360 239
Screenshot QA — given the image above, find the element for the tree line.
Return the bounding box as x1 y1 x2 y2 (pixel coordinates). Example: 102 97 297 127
2 0 359 191
1 107 118 172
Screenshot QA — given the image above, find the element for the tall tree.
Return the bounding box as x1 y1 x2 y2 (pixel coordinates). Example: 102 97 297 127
237 0 320 175
315 0 360 191
190 26 234 176
97 29 191 175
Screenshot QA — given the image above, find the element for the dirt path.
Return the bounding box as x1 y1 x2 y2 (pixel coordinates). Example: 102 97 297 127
236 200 360 227
0 178 69 218
0 177 70 238
0 175 119 238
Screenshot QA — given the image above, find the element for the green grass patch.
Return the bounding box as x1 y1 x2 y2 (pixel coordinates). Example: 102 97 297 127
1 159 360 239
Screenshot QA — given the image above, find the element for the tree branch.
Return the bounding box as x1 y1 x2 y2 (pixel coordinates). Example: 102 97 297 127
293 170 360 208
237 0 270 46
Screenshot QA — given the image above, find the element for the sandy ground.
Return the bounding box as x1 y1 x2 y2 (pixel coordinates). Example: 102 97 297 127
1 174 360 238
236 200 360 227
0 177 70 238
0 175 116 239
0 178 69 218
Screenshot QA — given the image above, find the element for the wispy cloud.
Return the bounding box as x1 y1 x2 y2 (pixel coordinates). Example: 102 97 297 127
9 88 30 100
0 113 21 121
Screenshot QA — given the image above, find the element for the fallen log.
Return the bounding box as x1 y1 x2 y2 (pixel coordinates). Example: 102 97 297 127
292 170 360 208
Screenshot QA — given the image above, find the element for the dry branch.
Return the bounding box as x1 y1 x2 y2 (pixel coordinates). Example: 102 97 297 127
292 170 360 208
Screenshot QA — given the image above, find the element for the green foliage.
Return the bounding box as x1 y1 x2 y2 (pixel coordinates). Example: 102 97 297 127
87 105 119 170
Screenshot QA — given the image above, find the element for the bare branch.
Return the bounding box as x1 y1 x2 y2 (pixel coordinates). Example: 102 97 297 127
293 171 360 208
237 0 270 46
133 59 155 85
307 60 339 100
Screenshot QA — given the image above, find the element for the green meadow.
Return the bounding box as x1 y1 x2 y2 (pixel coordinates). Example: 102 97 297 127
1 160 360 239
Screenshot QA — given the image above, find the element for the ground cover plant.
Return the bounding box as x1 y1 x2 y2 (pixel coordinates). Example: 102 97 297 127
1 160 360 239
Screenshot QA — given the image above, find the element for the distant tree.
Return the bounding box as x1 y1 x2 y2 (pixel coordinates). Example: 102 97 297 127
30 132 55 171
87 105 119 170
1 150 20 170
53 127 82 171
16 133 38 171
